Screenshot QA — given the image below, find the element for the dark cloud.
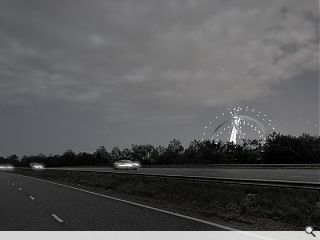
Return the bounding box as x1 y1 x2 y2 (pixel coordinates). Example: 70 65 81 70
0 0 318 155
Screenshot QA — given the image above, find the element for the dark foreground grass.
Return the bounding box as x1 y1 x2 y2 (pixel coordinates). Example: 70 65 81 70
13 169 320 230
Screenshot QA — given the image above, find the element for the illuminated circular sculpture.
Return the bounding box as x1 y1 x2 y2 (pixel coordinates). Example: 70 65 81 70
202 106 276 144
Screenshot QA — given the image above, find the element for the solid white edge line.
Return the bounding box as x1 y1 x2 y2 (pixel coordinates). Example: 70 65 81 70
11 174 277 240
51 214 64 223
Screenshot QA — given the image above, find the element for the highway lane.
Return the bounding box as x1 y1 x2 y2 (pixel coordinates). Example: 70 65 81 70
0 174 67 230
0 172 232 231
58 167 320 183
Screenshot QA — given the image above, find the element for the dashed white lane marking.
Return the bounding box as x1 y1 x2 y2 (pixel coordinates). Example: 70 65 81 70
29 196 35 200
51 214 64 223
18 188 22 190
11 183 15 186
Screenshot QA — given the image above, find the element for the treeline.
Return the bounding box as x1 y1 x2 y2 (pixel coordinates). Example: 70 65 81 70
0 133 319 167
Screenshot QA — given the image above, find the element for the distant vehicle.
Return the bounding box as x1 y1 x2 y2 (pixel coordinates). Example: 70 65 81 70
113 160 141 170
30 163 45 170
0 164 15 171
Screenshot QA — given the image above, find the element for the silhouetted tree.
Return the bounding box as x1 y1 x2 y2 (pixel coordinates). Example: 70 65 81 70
131 144 155 164
110 147 123 162
162 139 184 164
62 149 76 166
93 146 110 166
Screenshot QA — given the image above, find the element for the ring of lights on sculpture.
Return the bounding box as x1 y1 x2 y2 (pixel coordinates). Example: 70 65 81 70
202 106 276 144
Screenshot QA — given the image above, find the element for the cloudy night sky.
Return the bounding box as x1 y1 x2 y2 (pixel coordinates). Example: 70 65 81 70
0 0 319 156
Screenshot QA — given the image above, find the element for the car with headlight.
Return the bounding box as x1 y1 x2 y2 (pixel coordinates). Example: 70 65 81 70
113 160 141 170
0 164 15 171
30 163 45 170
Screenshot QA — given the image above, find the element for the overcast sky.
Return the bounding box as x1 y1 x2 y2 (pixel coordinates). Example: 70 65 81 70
0 0 319 156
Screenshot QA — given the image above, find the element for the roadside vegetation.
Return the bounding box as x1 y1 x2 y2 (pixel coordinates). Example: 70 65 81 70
1 133 319 167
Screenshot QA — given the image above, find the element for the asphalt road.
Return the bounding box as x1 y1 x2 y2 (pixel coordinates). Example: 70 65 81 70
58 167 320 183
0 172 231 231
